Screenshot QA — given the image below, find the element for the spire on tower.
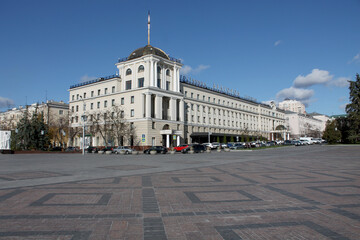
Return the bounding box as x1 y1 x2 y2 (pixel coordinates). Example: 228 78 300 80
147 11 150 45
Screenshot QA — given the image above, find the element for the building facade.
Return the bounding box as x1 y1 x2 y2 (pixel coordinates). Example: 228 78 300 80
279 99 306 114
284 111 325 139
0 101 69 147
68 45 287 148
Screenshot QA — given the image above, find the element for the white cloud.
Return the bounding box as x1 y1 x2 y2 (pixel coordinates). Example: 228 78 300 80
180 65 192 75
80 74 97 83
293 69 333 88
0 97 15 108
274 40 282 46
180 64 210 75
328 77 349 88
348 53 360 64
276 87 314 107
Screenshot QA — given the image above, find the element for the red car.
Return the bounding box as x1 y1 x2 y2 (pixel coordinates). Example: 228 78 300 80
173 144 189 152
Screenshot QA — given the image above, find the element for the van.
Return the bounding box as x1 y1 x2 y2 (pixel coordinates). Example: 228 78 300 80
300 137 313 144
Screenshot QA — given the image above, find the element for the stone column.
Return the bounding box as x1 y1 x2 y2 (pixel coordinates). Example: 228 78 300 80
141 94 145 118
179 99 184 122
287 133 290 140
170 97 177 121
154 61 158 87
166 134 170 148
145 93 151 118
150 61 154 87
173 66 177 92
155 95 163 119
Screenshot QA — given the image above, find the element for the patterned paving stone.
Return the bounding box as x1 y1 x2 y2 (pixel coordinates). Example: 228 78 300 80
0 145 359 239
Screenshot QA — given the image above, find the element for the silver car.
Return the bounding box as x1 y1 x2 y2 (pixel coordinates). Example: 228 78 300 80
113 146 133 154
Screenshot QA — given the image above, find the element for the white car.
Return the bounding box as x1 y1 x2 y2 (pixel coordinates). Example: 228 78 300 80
203 143 215 149
113 146 133 154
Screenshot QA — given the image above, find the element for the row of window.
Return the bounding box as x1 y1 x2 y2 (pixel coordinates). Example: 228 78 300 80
71 109 135 123
72 86 116 101
71 96 135 112
185 91 283 118
125 65 171 76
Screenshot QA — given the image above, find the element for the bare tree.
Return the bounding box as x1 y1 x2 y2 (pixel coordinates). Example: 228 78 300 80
48 113 69 147
106 104 129 146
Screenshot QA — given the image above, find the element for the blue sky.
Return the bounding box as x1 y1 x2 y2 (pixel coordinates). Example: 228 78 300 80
0 0 359 116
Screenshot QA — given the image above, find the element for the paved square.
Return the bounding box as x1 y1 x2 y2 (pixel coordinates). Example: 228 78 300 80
0 145 359 239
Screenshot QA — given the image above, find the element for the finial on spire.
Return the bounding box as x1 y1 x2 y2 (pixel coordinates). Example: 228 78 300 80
147 11 150 45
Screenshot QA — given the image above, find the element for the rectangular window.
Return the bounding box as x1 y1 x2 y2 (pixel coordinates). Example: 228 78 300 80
157 79 161 88
185 91 187 97
90 103 93 109
76 105 79 112
120 111 124 118
112 99 115 106
126 80 132 90
166 81 170 90
138 78 144 88
152 122 155 129
131 96 134 103
104 101 107 108
191 93 193 98
59 110 63 115
105 88 108 94
72 95 74 101
97 102 100 109
197 94 199 100
98 90 101 96
121 98 124 105
71 106 74 112
208 97 210 102
130 109 134 117
83 93 86 98
203 96 205 101
112 86 115 93
91 91 94 97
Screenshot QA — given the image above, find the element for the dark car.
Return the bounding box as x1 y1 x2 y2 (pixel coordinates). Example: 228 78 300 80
143 146 168 154
50 146 63 152
181 144 206 153
87 146 98 153
65 147 79 152
284 140 294 145
102 146 115 152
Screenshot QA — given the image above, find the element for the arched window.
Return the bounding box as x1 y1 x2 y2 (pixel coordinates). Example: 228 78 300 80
138 65 144 73
126 68 132 75
166 69 170 76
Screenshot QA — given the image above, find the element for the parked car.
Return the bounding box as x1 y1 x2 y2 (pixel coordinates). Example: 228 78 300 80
230 143 245 150
102 146 115 152
174 144 189 152
144 146 168 154
212 142 220 149
284 140 294 145
64 146 79 152
293 140 303 146
51 146 63 151
203 143 216 149
87 146 98 153
113 146 133 154
181 144 206 153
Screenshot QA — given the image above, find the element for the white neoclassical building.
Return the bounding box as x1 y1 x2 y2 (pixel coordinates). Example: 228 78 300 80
68 43 288 148
279 99 306 114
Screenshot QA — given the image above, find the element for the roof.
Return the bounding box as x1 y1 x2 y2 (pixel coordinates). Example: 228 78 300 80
128 45 170 60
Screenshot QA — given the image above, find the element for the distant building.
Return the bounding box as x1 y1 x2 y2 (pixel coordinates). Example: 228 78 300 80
0 100 69 147
279 99 306 114
285 111 325 139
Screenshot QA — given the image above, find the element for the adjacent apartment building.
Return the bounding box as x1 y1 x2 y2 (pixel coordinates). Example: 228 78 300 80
68 43 288 148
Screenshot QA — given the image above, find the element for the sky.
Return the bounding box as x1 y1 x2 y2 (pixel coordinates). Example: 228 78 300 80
0 0 359 116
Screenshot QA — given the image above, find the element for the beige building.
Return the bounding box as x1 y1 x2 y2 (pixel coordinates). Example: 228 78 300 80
0 100 69 147
279 99 306 114
285 111 326 139
0 100 69 130
68 44 287 148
